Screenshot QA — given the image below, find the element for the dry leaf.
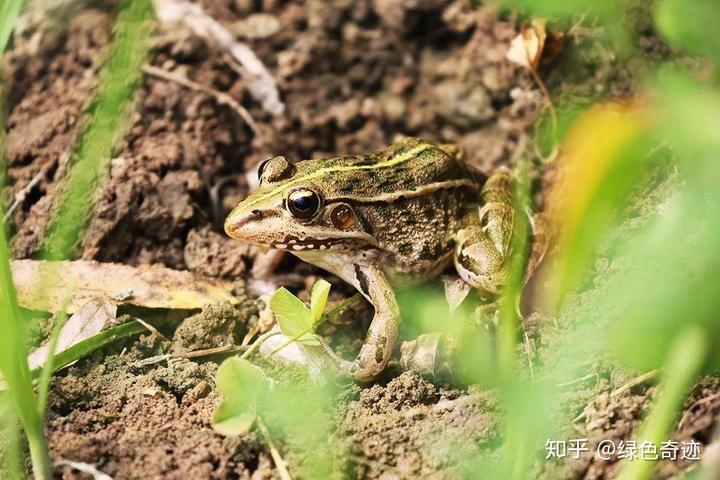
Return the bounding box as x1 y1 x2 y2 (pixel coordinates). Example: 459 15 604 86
12 259 237 314
28 299 117 370
506 18 547 70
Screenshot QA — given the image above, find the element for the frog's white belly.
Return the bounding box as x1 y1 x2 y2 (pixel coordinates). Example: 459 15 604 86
292 250 378 302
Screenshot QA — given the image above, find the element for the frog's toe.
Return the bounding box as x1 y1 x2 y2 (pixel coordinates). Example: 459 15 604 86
350 355 386 382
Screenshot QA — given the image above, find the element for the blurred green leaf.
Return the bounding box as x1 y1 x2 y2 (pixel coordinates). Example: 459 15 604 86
212 358 267 436
618 326 706 480
0 0 22 61
655 0 720 62
263 380 345 478
309 279 331 325
543 104 651 309
606 71 720 371
498 0 617 19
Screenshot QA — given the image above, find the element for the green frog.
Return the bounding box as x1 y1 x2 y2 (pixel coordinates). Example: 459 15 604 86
225 138 530 381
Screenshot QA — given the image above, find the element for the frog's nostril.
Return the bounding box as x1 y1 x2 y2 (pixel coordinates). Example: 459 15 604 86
251 209 261 218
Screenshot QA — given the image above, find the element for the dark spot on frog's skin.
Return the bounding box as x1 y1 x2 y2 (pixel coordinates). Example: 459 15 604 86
398 242 413 255
356 215 374 236
423 207 435 220
354 264 370 297
458 252 474 271
338 178 362 194
420 243 434 260
375 335 387 363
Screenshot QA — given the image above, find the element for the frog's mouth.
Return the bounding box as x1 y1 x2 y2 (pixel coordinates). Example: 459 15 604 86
272 233 377 251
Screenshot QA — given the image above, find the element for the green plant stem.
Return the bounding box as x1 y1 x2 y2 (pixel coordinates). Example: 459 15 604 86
240 331 280 361
618 326 707 480
498 159 535 480
26 429 51 480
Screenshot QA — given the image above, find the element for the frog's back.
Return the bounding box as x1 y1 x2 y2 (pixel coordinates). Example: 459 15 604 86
333 139 485 284
293 138 482 199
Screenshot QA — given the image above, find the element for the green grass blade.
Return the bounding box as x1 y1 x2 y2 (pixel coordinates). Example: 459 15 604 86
618 327 707 480
37 320 147 376
42 0 155 259
35 309 68 416
0 0 23 56
0 225 49 480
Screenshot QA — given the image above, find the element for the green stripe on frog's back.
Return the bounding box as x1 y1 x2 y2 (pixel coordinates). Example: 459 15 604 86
327 142 483 201
242 142 436 210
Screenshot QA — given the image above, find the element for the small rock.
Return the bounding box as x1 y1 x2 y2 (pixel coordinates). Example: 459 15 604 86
433 80 494 128
231 14 281 40
171 301 248 353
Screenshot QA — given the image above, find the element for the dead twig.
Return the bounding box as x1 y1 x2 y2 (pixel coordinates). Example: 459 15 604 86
55 459 114 480
678 391 720 430
178 344 246 359
132 317 169 342
131 345 248 367
257 416 293 480
153 0 284 117
142 64 262 139
610 370 658 398
3 152 68 223
573 370 658 424
556 372 598 388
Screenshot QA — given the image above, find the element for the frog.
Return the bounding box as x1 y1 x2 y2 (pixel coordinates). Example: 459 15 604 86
225 138 533 381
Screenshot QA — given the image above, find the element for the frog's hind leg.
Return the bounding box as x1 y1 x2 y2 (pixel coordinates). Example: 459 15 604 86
454 168 515 295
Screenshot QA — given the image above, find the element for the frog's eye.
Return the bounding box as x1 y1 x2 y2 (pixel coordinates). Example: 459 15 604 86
287 188 322 219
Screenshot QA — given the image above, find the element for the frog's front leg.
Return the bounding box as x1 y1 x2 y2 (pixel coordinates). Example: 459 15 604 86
351 263 400 382
454 168 515 295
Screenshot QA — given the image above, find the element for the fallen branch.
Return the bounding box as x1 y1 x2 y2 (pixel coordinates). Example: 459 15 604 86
257 416 293 480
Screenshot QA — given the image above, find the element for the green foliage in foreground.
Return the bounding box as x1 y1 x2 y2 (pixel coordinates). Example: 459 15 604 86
214 280 348 477
42 0 154 260
0 1 47 478
0 0 154 478
0 0 719 479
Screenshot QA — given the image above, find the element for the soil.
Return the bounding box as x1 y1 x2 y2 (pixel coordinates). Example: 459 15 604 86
3 1 718 479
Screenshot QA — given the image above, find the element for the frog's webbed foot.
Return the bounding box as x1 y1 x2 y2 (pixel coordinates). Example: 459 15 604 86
350 263 400 382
